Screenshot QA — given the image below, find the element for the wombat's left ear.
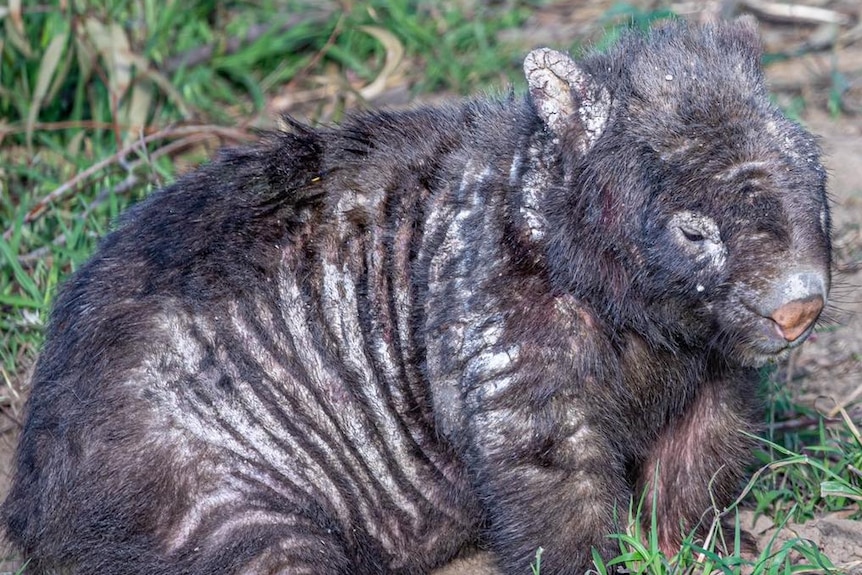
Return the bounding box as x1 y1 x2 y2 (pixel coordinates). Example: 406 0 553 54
524 48 610 152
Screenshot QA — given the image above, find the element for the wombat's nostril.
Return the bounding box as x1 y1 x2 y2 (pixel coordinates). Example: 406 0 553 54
769 295 824 342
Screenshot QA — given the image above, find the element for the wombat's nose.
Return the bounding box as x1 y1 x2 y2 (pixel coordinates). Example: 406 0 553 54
769 294 824 342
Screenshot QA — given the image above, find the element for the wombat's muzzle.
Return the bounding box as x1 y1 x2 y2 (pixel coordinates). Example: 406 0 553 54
758 271 828 345
769 294 823 342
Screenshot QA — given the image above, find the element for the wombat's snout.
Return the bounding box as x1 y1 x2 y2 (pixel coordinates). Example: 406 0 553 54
763 272 827 343
770 294 823 342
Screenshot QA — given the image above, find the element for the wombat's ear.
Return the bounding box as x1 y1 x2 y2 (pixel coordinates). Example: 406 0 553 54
730 15 762 52
524 48 610 152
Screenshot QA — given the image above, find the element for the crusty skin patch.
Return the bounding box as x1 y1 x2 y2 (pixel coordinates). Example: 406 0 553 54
524 47 611 152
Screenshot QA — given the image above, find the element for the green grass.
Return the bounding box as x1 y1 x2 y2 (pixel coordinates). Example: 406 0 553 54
572 381 861 574
755 392 862 524
532 410 859 574
1 1 860 573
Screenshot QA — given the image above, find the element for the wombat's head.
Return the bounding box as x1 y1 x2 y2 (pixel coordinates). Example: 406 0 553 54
528 19 831 366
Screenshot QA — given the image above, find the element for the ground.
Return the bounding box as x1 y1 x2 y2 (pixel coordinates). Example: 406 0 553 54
1 1 860 573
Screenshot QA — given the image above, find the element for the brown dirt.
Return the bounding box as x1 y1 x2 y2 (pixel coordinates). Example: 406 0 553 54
1 1 861 573
742 510 862 574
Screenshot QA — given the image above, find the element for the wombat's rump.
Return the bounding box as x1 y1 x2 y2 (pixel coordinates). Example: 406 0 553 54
3 19 831 575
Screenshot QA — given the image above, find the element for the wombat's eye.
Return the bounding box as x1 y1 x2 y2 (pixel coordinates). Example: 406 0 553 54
668 211 721 247
679 227 706 243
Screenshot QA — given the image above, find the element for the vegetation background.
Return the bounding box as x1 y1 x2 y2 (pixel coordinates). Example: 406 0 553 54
0 0 860 573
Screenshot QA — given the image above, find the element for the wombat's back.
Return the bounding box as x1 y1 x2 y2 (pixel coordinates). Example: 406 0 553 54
3 103 532 573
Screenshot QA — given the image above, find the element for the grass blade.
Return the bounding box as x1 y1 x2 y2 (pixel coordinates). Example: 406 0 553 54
26 32 68 149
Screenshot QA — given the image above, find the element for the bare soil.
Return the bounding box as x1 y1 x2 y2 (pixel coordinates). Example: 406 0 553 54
1 1 861 573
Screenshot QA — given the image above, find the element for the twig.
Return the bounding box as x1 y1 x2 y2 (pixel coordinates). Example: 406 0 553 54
829 383 862 418
15 133 230 265
90 133 217 206
836 405 862 443
768 414 842 432
740 0 852 26
0 408 23 429
0 120 136 136
278 14 345 98
16 238 63 266
258 14 346 125
3 125 253 241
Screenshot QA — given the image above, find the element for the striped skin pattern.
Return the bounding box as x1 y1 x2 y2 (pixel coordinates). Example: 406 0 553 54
3 20 831 574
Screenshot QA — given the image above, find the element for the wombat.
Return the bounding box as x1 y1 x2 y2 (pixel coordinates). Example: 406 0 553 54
3 19 831 575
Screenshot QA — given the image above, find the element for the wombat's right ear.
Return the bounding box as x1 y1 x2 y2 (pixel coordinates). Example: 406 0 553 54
524 48 610 152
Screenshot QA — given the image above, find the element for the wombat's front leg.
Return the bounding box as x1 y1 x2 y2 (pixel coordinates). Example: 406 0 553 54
459 304 628 573
635 370 759 556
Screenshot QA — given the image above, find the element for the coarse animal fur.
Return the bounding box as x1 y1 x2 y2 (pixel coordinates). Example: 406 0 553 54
3 19 832 574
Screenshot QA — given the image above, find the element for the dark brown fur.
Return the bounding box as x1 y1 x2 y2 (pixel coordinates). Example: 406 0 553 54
3 20 831 574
